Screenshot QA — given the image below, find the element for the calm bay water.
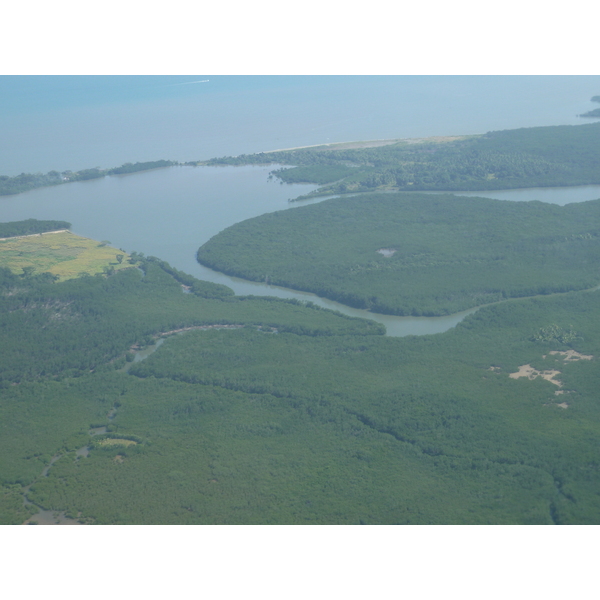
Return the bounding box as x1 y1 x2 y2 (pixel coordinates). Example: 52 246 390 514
1 75 600 175
3 165 599 336
2 76 600 335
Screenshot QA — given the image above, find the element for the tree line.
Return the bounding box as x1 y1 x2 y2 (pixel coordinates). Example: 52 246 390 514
0 160 178 196
204 122 600 200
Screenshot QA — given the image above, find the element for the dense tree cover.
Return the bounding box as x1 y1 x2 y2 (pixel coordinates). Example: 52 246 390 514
0 160 178 196
0 171 64 196
269 164 358 185
204 122 600 199
0 256 383 387
0 219 71 238
3 115 600 524
3 286 597 524
106 160 177 175
0 246 384 523
197 193 600 316
2 204 600 524
580 109 600 118
142 255 234 299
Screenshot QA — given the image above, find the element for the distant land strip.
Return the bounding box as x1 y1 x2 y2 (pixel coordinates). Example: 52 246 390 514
260 136 469 154
202 122 600 201
3 120 600 202
0 160 185 197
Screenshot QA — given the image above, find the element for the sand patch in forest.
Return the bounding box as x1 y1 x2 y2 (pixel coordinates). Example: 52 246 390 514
549 350 593 362
509 364 562 386
376 248 397 258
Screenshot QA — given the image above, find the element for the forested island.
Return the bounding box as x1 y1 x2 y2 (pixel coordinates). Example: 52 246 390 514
203 122 600 200
3 122 600 202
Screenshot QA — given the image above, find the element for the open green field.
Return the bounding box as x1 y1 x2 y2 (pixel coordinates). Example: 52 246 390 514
0 231 131 280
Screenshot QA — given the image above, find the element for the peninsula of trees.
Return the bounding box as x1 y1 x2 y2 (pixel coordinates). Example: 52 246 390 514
0 160 179 196
197 192 600 316
4 121 599 201
579 95 600 119
203 122 600 200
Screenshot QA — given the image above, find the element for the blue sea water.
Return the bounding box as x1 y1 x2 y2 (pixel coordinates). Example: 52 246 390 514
1 75 600 175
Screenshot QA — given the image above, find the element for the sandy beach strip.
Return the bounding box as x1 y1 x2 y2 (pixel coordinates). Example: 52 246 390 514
262 135 471 154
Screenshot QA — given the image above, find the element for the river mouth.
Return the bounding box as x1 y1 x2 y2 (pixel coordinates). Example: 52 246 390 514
5 166 600 339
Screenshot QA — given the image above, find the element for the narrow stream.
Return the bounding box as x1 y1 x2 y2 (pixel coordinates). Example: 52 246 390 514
21 393 123 524
20 335 199 524
22 453 80 525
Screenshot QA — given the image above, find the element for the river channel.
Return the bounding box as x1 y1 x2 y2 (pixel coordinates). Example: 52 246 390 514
21 388 128 524
2 165 600 336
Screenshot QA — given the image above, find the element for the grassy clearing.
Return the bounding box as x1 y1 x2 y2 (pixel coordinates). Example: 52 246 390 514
97 439 138 447
0 231 131 280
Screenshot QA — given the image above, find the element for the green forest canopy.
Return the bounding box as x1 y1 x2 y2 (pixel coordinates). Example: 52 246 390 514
197 192 600 316
0 219 71 238
1 239 600 524
4 121 599 200
2 117 600 524
0 160 178 197
204 122 600 200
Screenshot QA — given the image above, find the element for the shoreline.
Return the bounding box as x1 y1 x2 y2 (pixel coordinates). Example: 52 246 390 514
262 134 470 154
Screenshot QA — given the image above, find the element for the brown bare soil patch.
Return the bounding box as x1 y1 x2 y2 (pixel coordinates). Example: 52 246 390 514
509 364 562 386
549 350 593 362
158 324 244 338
